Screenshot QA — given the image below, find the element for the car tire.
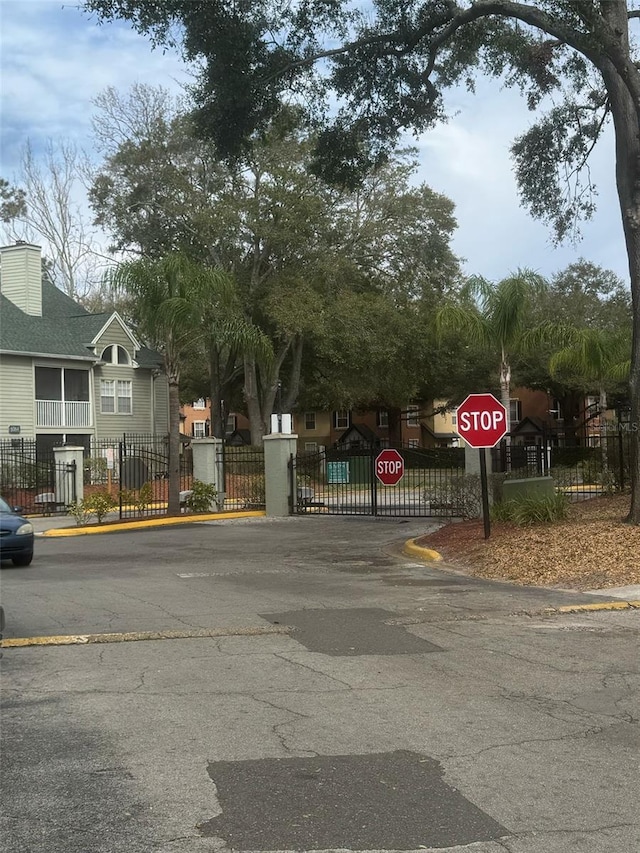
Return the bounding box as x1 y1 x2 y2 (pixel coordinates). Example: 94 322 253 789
12 553 33 567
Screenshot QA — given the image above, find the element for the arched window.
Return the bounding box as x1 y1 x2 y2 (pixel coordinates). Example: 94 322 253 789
116 345 130 364
100 344 131 365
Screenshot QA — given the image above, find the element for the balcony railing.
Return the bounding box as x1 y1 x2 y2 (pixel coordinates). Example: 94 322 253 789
36 400 92 428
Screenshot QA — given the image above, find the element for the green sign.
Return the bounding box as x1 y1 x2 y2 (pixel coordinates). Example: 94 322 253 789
327 461 349 484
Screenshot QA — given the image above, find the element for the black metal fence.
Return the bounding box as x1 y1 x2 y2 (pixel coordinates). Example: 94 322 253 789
86 435 193 519
290 444 466 517
0 439 77 513
218 445 265 509
491 431 632 500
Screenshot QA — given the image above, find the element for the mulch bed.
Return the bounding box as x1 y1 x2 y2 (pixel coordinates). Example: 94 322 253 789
416 494 640 590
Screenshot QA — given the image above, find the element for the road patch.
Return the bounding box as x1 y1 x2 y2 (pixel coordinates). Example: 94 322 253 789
261 608 443 655
199 750 507 849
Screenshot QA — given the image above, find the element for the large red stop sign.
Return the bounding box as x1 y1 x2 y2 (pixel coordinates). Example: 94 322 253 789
456 393 508 448
375 448 405 485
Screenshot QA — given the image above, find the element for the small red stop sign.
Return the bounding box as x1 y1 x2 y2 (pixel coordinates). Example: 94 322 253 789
375 448 405 485
456 393 508 448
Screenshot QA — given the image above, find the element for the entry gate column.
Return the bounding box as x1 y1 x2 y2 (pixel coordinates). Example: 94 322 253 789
53 445 84 506
192 438 224 510
264 432 298 517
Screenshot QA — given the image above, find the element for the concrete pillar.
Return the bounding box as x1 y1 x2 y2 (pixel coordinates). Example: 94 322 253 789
53 445 84 506
464 444 492 476
192 438 224 510
464 445 494 518
263 433 298 517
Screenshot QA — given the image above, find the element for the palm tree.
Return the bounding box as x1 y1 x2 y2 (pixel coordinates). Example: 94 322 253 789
549 328 630 483
111 254 272 511
198 282 272 440
436 270 547 434
111 255 223 514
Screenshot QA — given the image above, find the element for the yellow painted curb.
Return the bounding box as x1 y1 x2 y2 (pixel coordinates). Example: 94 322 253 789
551 600 640 614
1 624 290 649
402 539 443 562
42 510 265 537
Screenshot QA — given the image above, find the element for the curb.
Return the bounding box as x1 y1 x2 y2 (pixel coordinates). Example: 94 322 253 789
547 600 640 615
402 538 443 562
1 624 290 649
42 510 265 537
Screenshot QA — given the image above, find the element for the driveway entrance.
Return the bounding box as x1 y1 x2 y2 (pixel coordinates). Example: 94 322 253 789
291 444 466 517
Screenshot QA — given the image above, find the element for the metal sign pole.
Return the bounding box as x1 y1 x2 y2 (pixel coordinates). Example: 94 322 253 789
479 448 491 540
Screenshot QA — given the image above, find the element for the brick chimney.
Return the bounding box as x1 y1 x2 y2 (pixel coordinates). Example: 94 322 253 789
0 242 43 316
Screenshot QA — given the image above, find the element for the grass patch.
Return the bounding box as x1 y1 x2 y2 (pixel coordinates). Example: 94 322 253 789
491 493 569 525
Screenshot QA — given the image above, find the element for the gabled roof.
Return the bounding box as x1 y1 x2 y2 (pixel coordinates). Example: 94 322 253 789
0 278 162 368
336 423 381 447
0 292 97 360
90 311 140 351
511 416 547 434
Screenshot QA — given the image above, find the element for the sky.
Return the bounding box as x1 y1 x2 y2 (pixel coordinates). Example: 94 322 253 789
0 0 630 286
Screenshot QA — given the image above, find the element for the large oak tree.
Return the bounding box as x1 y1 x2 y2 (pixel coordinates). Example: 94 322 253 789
84 0 640 521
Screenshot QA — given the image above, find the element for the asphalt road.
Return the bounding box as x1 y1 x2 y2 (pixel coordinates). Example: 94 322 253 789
1 516 638 853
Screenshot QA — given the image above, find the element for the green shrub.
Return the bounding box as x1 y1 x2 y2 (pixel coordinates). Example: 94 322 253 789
425 473 505 519
185 480 218 513
84 490 117 523
0 460 50 490
491 493 569 526
136 481 153 513
67 499 94 526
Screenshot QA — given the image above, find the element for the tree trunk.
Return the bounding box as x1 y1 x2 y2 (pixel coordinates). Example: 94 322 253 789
599 387 609 485
209 346 225 439
282 336 303 412
388 407 402 445
600 56 640 522
244 357 265 444
167 377 182 515
499 352 511 437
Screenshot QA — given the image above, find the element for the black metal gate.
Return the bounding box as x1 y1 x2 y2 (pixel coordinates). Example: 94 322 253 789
217 445 266 510
0 439 77 514
290 445 466 517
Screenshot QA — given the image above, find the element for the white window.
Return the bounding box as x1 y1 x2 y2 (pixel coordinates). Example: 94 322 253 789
407 438 420 449
377 410 389 428
333 410 350 430
100 379 115 413
100 379 132 414
451 410 457 426
193 420 206 438
509 399 522 425
304 412 316 430
226 413 237 433
100 344 131 365
304 441 318 452
406 405 420 427
117 380 132 414
193 398 206 410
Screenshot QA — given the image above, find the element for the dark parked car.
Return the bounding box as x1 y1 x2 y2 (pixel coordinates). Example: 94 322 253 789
0 497 34 566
